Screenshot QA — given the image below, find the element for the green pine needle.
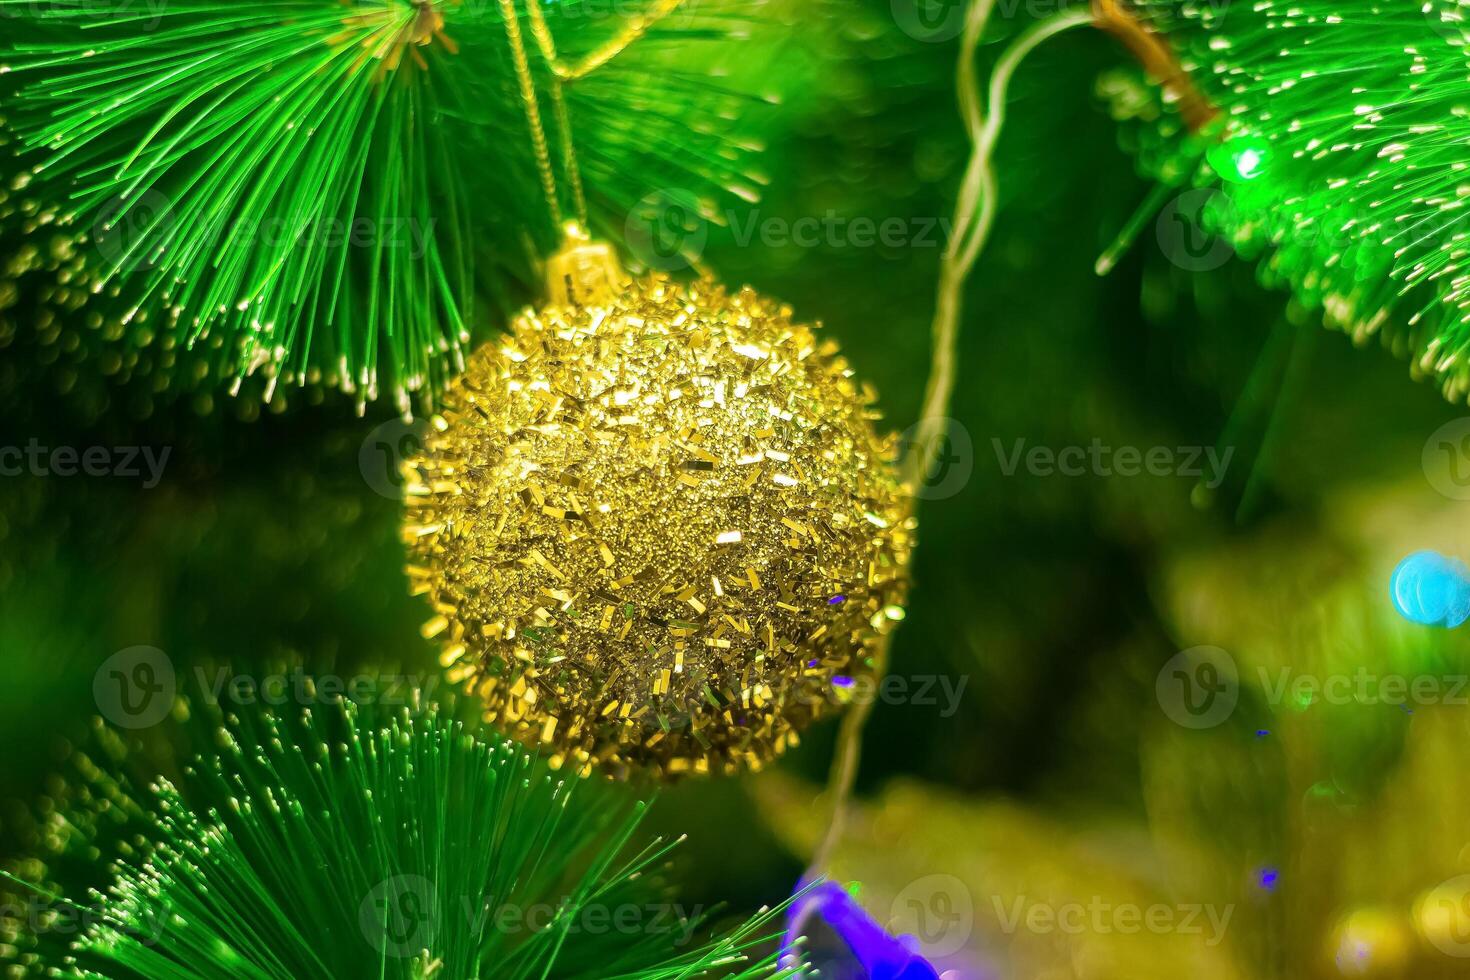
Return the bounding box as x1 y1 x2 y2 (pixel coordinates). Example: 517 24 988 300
6 699 789 979
0 0 791 412
1114 1 1470 401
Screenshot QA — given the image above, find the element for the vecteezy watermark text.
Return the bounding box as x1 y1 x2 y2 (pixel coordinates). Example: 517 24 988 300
637 672 970 734
0 440 170 487
359 875 704 959
93 647 440 729
993 895 1234 946
727 211 950 251
94 188 439 272
0 893 166 946
1157 645 1470 729
992 437 1234 488
624 189 950 270
829 673 969 717
1257 667 1470 708
194 666 440 709
1156 185 1470 273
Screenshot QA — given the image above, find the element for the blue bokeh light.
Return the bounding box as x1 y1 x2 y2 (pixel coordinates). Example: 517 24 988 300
1390 550 1470 628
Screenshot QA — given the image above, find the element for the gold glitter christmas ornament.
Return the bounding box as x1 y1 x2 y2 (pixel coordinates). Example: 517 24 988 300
402 235 913 779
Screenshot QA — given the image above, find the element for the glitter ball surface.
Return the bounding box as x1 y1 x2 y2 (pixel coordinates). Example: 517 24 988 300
402 274 914 779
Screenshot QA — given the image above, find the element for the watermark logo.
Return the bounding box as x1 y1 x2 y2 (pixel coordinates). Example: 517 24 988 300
1419 875 1470 957
891 0 965 41
1159 653 1470 728
361 875 437 959
625 189 708 271
1423 418 1470 500
889 874 973 958
93 189 173 273
1156 188 1234 272
1156 646 1239 729
94 646 176 729
360 418 431 499
898 418 974 500
0 0 166 27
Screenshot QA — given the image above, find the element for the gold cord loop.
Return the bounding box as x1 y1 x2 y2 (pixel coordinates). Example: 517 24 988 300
499 0 563 226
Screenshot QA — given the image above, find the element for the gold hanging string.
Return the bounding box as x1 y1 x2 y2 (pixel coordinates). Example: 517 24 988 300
502 0 685 233
549 0 688 82
803 0 996 878
499 0 564 227
805 0 1100 882
524 0 589 227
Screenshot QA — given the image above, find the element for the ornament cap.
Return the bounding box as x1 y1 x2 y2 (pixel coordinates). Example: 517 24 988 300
545 222 625 306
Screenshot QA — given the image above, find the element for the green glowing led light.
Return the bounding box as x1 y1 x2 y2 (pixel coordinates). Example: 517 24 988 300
1207 136 1270 184
1117 1 1470 402
1233 147 1265 180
